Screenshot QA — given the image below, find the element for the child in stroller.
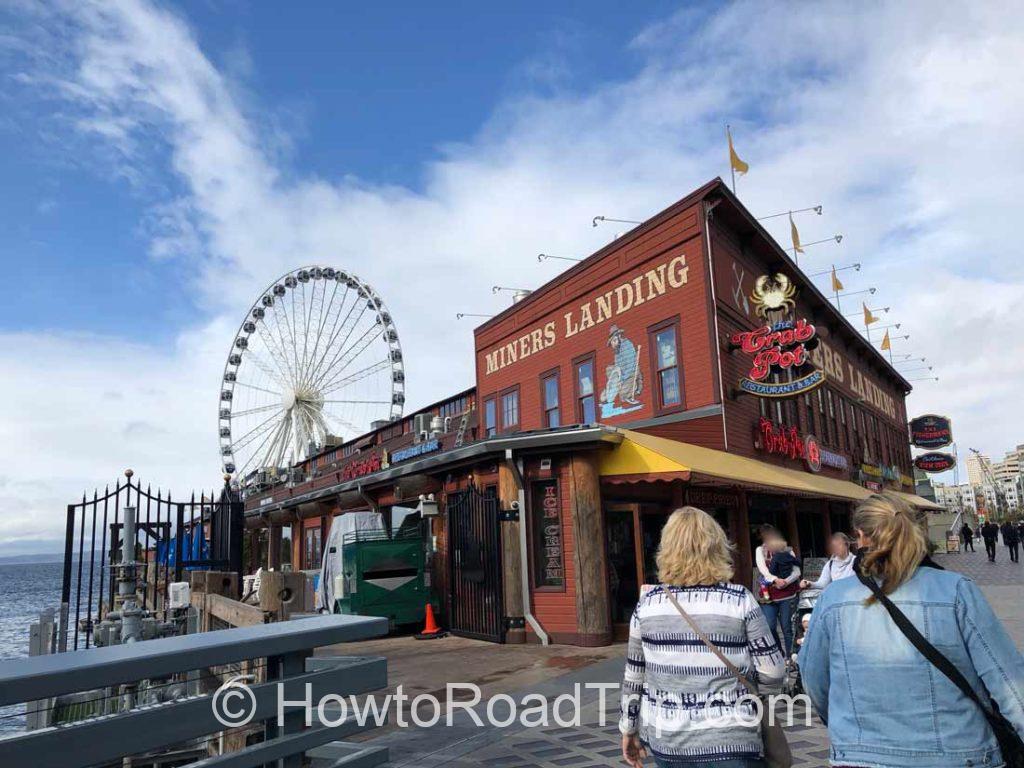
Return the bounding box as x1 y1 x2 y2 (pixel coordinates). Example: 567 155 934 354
784 583 822 695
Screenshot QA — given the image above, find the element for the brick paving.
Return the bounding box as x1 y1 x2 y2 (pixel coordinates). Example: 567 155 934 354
374 547 1022 767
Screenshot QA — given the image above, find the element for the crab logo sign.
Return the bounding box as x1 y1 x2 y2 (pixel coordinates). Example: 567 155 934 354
731 319 824 399
731 273 825 399
751 273 797 320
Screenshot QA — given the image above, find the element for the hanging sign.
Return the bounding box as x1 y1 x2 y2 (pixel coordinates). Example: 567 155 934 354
909 414 953 449
914 451 957 473
731 274 825 399
390 438 440 464
530 479 564 589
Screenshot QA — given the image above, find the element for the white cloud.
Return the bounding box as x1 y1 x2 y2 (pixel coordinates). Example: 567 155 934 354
3 0 1024 549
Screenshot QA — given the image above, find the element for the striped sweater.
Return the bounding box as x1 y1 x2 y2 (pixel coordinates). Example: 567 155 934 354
619 583 785 764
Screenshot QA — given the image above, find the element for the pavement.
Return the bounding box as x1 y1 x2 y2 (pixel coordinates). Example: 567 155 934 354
354 548 1024 767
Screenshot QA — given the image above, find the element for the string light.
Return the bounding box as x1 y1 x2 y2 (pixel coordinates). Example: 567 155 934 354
756 205 823 221
592 215 641 228
809 263 861 277
537 253 582 262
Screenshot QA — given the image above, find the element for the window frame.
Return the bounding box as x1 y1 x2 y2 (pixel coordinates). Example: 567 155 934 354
483 395 497 438
572 352 598 425
499 385 521 434
540 367 561 429
647 317 684 416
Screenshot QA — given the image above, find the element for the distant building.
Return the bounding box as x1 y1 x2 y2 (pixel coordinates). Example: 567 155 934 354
966 452 993 486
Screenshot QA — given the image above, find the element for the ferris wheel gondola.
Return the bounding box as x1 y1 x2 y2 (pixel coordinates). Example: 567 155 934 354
218 266 404 479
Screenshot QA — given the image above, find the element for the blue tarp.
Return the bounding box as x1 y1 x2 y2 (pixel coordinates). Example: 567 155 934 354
155 530 210 570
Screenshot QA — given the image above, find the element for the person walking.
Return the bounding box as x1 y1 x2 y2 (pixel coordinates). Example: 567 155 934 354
800 493 1024 768
981 520 1000 562
800 532 856 591
754 524 801 655
1001 520 1020 564
960 522 975 552
620 507 785 768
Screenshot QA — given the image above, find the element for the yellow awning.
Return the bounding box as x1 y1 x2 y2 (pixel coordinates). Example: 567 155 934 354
601 429 942 510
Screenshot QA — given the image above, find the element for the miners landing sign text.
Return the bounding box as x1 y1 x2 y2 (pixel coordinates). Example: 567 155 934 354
731 318 825 398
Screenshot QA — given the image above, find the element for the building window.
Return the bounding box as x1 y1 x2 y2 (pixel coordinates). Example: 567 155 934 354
303 525 322 569
826 389 837 447
804 394 816 435
574 354 597 424
500 387 520 432
838 397 848 449
484 397 497 438
439 395 469 419
541 370 560 428
648 320 682 412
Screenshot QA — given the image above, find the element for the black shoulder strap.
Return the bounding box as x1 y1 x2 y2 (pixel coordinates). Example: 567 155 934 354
855 570 1000 719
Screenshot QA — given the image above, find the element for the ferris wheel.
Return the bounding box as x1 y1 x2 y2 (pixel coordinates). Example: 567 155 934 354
218 266 405 479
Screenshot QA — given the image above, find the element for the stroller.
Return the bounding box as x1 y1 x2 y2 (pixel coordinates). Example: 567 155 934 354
783 585 821 696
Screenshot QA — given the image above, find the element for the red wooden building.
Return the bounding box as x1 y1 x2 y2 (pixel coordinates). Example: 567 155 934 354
244 178 937 646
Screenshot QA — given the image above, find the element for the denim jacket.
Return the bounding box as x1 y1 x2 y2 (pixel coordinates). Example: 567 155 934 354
799 564 1024 767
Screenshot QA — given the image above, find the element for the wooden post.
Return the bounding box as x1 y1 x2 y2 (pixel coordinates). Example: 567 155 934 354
785 497 800 557
671 480 684 510
568 452 611 646
498 461 525 644
268 524 282 570
246 529 260 574
734 490 753 592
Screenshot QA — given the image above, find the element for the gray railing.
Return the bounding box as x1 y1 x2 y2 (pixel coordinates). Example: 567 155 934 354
0 614 389 768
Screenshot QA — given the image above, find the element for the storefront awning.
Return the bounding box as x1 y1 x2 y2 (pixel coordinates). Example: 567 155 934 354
601 429 942 510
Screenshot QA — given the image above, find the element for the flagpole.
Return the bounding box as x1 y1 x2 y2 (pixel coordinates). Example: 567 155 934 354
726 125 736 193
833 264 841 312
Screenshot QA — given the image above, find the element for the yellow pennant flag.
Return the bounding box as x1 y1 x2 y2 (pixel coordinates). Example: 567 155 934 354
727 127 749 175
863 302 879 326
790 212 804 254
830 265 844 293
880 330 891 350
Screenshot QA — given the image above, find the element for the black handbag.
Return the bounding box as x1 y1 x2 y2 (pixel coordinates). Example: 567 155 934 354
857 572 1024 767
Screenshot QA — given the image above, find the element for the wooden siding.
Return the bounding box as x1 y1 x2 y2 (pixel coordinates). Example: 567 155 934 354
474 201 719 436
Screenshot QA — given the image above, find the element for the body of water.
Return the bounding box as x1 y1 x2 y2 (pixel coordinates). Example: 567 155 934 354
0 560 66 734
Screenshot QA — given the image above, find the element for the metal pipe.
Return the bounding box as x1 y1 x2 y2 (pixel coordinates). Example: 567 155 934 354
506 449 549 645
703 200 730 450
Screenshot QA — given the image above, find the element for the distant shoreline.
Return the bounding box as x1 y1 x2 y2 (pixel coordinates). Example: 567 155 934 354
0 555 66 566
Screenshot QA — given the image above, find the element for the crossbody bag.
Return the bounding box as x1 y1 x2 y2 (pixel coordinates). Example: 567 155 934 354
856 572 1024 768
665 590 792 768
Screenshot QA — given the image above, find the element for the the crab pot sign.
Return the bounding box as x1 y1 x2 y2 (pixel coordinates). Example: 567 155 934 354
730 273 825 398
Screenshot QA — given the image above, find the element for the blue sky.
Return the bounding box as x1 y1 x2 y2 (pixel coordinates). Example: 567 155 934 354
1 0 1023 553
0 0 684 342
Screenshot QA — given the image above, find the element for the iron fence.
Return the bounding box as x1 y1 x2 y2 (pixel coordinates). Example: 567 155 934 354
61 472 244 652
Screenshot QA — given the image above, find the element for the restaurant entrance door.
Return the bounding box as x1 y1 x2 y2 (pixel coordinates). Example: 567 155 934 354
604 503 670 633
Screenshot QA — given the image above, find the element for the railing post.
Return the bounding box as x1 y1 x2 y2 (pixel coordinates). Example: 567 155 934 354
175 503 185 584
266 650 308 768
59 505 75 653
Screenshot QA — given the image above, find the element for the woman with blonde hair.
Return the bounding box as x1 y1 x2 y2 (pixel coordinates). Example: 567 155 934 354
800 493 1024 767
619 506 785 768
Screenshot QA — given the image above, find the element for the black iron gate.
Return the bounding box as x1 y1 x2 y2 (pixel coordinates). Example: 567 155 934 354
60 471 244 651
446 486 504 642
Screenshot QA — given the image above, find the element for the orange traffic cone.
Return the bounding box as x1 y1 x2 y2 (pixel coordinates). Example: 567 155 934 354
414 603 447 640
